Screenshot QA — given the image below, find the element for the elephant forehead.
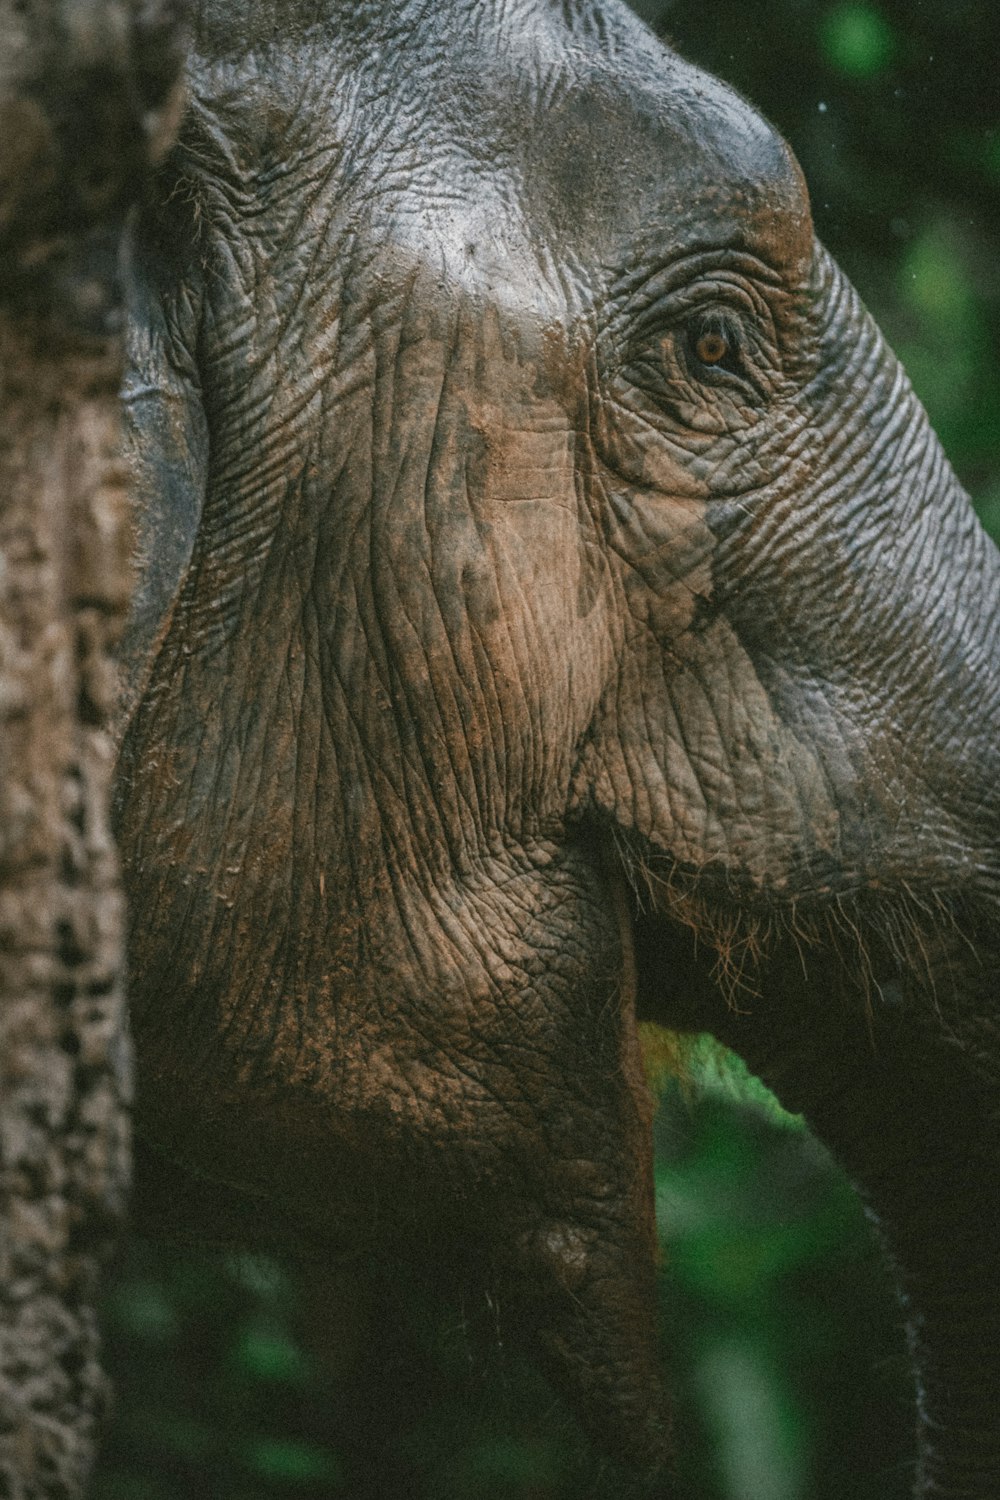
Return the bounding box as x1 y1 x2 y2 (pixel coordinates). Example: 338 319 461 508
367 182 571 332
181 9 812 354
517 55 811 271
330 7 812 316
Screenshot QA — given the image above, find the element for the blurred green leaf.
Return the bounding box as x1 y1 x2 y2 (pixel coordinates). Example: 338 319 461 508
146 1414 215 1462
231 1326 308 1385
246 1439 344 1486
109 1281 178 1344
697 1341 805 1500
690 1042 805 1130
821 3 895 79
902 225 976 331
452 1436 569 1490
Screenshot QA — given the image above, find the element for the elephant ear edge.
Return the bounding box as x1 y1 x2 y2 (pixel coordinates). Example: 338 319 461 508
119 201 208 731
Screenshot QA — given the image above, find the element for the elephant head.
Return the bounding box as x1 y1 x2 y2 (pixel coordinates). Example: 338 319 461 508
115 0 1000 1491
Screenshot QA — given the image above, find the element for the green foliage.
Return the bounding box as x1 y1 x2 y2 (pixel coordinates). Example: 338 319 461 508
821 4 895 79
652 1075 911 1500
246 1440 343 1486
231 1328 309 1386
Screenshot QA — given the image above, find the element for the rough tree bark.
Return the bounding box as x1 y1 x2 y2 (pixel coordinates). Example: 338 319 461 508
0 2 186 1492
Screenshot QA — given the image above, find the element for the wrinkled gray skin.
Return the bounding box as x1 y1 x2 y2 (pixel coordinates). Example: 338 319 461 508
116 0 1000 1493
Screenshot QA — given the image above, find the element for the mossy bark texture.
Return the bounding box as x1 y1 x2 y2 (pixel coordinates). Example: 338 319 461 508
0 1 186 1492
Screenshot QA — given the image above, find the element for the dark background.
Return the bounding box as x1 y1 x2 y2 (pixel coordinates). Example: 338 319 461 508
93 4 1000 1498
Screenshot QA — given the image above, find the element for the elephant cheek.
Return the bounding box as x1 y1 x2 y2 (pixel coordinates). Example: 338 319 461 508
576 614 844 896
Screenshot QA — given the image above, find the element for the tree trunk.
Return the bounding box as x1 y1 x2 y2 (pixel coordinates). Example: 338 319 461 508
0 0 186 1492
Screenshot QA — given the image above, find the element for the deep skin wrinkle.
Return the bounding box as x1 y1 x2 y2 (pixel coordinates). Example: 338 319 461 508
116 0 1000 1492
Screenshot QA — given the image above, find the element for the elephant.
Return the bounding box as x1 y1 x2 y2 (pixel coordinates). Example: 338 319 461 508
113 0 1000 1492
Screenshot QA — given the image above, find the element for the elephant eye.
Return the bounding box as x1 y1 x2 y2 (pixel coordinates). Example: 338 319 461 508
621 308 759 416
687 315 744 380
695 329 728 365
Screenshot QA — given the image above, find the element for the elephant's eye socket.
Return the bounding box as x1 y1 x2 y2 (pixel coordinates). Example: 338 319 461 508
622 308 759 417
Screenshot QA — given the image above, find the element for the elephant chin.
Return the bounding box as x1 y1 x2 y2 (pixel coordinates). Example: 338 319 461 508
621 844 1000 1497
624 843 926 1030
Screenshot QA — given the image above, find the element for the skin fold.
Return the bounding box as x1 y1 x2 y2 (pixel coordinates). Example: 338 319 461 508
114 0 1000 1493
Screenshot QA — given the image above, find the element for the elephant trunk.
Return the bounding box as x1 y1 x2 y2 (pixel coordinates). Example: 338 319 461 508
804 967 1000 1497
633 878 1000 1496
738 924 999 1499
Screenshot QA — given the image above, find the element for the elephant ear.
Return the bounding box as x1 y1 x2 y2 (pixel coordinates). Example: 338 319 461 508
119 192 208 727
